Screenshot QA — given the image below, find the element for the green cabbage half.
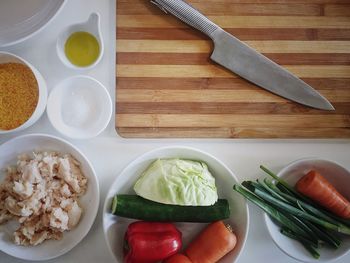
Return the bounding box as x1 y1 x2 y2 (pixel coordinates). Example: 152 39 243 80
133 158 218 206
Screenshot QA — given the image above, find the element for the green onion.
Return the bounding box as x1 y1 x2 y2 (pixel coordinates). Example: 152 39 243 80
303 219 341 249
261 167 350 233
280 227 320 259
233 185 310 238
264 179 341 248
260 165 310 201
260 178 292 204
252 187 350 235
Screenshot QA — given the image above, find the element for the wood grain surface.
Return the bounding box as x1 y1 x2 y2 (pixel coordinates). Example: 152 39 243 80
115 0 350 138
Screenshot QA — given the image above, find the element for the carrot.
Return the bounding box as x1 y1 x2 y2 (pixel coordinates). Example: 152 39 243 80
185 221 237 263
296 170 350 219
164 254 192 263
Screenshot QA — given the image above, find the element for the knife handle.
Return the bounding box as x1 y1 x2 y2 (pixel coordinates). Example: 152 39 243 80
151 0 219 38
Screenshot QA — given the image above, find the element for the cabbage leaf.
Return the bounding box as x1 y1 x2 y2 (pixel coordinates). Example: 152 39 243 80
134 158 218 206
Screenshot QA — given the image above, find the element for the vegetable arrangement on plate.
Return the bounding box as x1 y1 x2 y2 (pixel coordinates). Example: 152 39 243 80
110 158 238 263
234 165 350 259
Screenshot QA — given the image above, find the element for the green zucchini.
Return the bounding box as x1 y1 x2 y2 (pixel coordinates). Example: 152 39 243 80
111 194 230 222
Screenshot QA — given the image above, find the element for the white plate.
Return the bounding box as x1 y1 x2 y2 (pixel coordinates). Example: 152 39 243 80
103 146 249 263
0 0 65 47
264 158 350 263
0 134 99 261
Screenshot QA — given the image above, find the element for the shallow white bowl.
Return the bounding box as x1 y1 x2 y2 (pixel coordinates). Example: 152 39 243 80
103 146 249 263
0 52 47 134
264 158 350 263
0 134 99 261
0 0 66 47
47 75 112 139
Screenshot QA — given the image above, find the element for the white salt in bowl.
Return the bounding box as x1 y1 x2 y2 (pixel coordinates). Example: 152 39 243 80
47 75 112 139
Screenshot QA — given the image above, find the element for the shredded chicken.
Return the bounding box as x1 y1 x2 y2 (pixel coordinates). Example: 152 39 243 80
0 152 87 246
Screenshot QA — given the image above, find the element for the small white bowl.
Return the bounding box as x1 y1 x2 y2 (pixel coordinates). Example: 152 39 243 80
47 75 112 139
103 146 249 263
264 158 350 263
56 12 104 70
0 133 99 261
0 51 47 134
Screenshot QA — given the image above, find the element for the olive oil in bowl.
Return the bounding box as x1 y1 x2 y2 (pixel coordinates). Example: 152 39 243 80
64 31 100 67
57 13 103 69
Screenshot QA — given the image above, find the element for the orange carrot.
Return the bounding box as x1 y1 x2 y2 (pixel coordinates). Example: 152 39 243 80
185 221 237 263
164 254 192 263
296 170 350 219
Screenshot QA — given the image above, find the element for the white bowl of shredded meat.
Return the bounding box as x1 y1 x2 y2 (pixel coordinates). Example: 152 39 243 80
0 134 99 261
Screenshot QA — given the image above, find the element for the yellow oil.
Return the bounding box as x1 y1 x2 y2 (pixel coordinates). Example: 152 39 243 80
64 31 100 67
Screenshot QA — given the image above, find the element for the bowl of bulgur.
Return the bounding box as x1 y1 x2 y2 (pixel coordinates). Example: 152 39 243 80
0 52 47 134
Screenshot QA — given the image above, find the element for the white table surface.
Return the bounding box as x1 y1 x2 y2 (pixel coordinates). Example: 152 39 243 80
1 0 349 262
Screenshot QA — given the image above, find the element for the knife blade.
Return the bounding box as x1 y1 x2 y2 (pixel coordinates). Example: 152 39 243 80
150 0 335 110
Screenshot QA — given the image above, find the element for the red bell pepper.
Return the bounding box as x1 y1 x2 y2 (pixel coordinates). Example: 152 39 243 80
124 221 182 263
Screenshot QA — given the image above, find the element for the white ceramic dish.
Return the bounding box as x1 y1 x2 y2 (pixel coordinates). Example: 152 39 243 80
56 12 104 70
0 134 99 261
103 146 249 263
264 158 350 263
0 51 47 134
47 75 112 139
0 0 65 47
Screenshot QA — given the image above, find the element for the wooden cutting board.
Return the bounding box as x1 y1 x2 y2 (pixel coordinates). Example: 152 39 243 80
115 0 350 138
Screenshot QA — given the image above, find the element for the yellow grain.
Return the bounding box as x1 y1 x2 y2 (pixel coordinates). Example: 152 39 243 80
0 63 38 130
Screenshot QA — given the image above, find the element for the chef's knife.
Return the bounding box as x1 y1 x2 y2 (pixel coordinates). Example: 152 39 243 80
150 0 335 110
